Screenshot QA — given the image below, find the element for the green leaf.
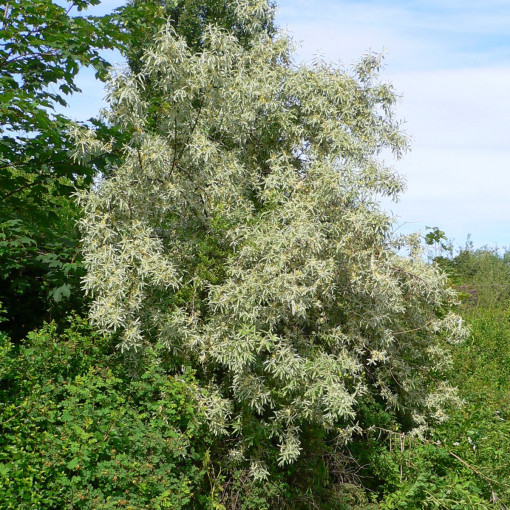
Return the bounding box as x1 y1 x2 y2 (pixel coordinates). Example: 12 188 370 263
49 283 72 303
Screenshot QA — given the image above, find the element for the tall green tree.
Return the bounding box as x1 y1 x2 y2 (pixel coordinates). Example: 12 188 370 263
0 0 122 338
76 0 466 483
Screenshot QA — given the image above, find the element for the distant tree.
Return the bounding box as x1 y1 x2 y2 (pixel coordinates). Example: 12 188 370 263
449 247 510 310
76 0 467 478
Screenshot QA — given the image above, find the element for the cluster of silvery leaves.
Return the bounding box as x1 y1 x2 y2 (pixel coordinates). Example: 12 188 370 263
75 0 467 475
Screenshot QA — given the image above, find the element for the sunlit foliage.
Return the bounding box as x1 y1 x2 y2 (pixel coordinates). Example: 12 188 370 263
76 0 466 476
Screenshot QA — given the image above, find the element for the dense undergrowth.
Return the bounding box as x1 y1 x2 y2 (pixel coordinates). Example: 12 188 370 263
2 246 510 508
0 316 213 509
371 248 510 509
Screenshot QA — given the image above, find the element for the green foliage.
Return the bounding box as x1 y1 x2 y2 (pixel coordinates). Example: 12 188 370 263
7 1 507 507
0 317 212 509
0 0 124 339
441 247 510 310
369 308 510 509
118 0 276 72
76 0 466 482
0 0 277 340
424 226 453 260
376 440 489 509
0 190 85 339
442 305 510 506
365 247 510 509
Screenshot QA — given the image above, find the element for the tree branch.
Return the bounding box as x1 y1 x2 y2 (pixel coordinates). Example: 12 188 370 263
170 115 178 175
2 2 10 31
1 179 44 201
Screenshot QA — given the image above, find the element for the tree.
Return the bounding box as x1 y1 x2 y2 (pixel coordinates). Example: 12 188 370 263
76 0 467 478
0 0 275 340
0 0 123 338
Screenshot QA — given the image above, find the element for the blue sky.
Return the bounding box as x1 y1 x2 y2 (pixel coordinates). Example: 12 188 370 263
65 0 510 249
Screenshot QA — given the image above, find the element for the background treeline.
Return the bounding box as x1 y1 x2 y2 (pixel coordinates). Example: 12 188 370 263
1 1 509 508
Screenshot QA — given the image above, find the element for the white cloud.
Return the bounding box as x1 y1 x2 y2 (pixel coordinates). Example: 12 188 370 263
279 0 510 70
277 0 510 247
393 67 510 149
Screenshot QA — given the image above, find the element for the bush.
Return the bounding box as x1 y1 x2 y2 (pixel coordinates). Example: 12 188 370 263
369 247 510 509
437 247 510 311
0 317 212 509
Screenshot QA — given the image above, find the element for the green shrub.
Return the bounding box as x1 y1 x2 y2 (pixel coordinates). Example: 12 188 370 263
370 249 510 509
0 317 212 509
437 247 510 311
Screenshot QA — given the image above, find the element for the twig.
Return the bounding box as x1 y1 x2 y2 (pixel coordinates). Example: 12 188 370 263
176 97 204 163
391 266 430 286
2 2 10 30
136 146 144 173
393 318 435 336
1 179 44 201
170 115 178 174
446 449 500 487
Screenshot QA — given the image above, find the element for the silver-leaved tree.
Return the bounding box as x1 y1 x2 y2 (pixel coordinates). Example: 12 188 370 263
76 0 466 476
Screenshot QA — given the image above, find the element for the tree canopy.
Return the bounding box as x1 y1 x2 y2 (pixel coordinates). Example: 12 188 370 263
0 0 274 340
76 0 467 475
